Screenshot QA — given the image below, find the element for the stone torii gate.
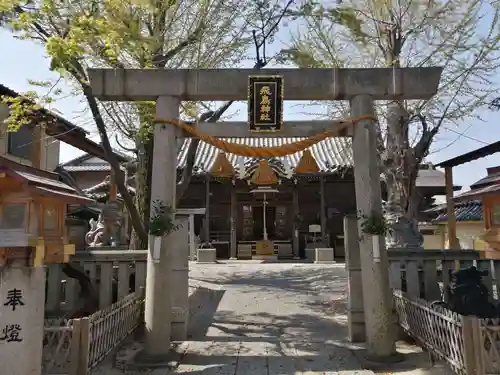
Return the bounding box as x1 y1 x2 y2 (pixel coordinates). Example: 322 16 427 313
87 67 442 361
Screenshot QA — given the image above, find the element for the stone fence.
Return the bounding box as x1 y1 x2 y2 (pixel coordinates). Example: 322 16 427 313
45 250 147 314
387 248 499 301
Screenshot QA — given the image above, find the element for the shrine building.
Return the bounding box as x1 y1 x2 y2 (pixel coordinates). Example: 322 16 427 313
61 144 452 259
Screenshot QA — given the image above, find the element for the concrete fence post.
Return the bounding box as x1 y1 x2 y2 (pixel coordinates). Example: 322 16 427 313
462 316 485 375
69 319 82 375
77 317 91 375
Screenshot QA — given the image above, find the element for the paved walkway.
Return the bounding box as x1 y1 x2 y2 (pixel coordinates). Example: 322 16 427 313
105 262 375 374
175 262 370 374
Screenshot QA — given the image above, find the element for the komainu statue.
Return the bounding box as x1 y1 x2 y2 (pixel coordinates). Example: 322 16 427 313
445 267 499 318
85 214 109 247
390 216 424 249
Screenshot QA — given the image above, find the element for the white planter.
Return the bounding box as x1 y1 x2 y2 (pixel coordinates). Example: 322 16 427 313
314 248 335 264
372 235 381 263
197 248 217 263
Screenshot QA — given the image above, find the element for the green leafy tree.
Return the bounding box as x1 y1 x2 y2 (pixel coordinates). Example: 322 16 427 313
0 0 294 249
283 0 500 245
0 0 296 316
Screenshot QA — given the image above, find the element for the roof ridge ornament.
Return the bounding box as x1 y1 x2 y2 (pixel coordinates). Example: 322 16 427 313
250 159 278 185
295 149 320 174
210 152 234 178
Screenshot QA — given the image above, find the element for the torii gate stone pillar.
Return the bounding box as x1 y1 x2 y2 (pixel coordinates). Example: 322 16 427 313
87 67 443 362
144 96 179 358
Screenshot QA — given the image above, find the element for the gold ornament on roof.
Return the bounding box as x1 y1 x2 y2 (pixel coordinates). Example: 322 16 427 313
295 149 320 174
250 159 278 185
210 152 234 177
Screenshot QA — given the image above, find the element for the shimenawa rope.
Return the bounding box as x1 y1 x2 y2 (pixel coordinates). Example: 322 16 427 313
155 115 374 158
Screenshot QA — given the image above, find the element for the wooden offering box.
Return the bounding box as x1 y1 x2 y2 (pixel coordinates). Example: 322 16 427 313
0 157 94 266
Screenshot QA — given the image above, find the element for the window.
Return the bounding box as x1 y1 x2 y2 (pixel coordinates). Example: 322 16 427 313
43 206 58 232
1 204 27 229
7 126 33 160
492 205 500 225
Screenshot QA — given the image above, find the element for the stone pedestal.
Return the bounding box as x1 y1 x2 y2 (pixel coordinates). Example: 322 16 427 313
314 248 335 263
197 249 217 263
0 263 46 375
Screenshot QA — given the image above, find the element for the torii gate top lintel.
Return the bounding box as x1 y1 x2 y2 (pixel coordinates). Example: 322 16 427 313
90 66 444 356
87 67 443 102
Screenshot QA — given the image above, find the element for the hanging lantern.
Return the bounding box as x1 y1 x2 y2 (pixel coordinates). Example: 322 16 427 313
250 159 278 185
295 149 320 174
210 152 234 177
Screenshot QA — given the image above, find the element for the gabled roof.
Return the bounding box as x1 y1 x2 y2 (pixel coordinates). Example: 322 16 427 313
469 169 500 189
455 184 500 201
177 137 353 172
0 157 94 204
59 148 132 170
454 166 500 201
0 84 124 162
425 200 483 222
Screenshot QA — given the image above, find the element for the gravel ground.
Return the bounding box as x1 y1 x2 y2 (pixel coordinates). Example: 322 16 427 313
96 261 375 375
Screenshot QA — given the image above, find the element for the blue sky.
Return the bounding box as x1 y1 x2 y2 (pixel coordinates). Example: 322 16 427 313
0 27 499 190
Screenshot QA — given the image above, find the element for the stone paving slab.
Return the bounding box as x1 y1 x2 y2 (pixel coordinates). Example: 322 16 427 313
169 340 372 375
96 263 376 375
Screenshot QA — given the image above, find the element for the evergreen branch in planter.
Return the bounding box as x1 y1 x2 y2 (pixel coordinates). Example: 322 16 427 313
149 200 181 237
359 211 388 236
200 241 213 249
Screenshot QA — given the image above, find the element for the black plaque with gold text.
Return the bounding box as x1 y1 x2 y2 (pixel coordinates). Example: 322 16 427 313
248 75 284 132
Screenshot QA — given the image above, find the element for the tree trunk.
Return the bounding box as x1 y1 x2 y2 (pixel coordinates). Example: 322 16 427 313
130 130 154 250
384 103 423 248
62 264 99 318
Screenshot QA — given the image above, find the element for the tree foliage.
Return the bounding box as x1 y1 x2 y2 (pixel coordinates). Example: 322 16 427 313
0 0 296 251
0 0 294 315
0 0 279 246
282 0 500 224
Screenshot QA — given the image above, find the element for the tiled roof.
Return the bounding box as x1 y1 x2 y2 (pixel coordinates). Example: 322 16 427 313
243 158 289 179
0 156 94 204
59 148 131 169
430 200 483 222
65 137 353 175
63 164 112 172
177 137 353 172
455 184 500 201
15 170 79 193
31 186 94 203
470 172 500 188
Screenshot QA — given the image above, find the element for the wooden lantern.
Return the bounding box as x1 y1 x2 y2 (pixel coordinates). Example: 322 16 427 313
0 157 94 267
